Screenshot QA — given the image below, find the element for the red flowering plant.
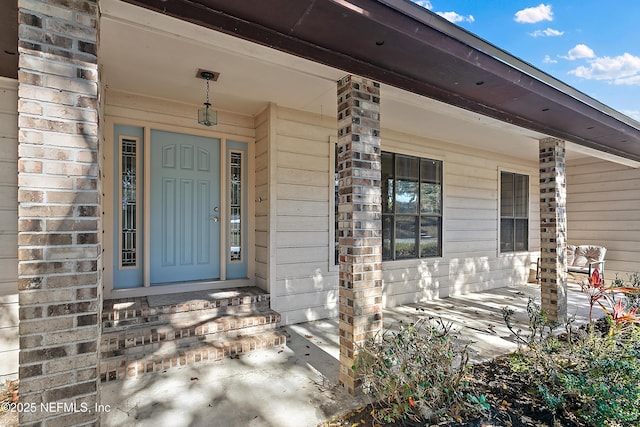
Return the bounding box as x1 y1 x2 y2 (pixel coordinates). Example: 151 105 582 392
580 268 640 331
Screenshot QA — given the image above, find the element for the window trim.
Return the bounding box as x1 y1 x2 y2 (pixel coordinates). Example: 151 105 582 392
330 136 339 271
499 170 530 253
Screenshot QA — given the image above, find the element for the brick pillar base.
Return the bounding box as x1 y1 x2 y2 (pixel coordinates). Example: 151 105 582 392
17 0 101 425
336 75 383 394
539 137 567 323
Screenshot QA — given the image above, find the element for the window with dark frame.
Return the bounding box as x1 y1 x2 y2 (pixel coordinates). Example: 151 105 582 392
500 171 529 252
335 150 442 263
382 152 442 261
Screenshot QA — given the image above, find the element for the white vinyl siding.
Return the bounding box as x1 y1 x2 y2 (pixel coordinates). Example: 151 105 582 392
0 77 18 381
567 157 640 279
254 107 270 291
270 106 338 324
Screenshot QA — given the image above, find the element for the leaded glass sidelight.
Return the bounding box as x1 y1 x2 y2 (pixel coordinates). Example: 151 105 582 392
120 137 138 267
229 152 242 261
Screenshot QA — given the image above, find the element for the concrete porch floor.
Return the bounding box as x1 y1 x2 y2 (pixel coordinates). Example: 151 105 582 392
100 281 595 427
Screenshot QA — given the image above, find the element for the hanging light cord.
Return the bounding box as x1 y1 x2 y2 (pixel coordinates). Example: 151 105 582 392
204 76 211 108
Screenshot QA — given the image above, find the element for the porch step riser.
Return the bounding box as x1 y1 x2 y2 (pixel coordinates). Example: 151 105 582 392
102 295 270 323
100 331 287 382
101 315 281 356
102 304 271 331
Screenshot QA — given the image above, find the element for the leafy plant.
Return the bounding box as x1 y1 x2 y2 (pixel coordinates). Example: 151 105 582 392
580 269 640 330
353 316 477 423
611 272 640 312
502 271 640 426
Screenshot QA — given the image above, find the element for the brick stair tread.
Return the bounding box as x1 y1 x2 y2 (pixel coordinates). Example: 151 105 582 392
103 286 269 317
103 305 273 330
100 329 287 381
102 287 271 330
101 310 282 356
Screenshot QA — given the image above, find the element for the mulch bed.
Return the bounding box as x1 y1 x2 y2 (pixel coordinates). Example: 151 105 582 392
321 355 586 427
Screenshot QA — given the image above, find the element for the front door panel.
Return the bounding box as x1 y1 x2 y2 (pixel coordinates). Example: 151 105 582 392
150 130 220 283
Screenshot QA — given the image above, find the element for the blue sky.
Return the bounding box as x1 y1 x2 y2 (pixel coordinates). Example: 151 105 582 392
411 1 640 122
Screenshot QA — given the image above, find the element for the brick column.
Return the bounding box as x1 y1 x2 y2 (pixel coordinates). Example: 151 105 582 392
336 75 383 395
17 1 101 425
539 137 567 323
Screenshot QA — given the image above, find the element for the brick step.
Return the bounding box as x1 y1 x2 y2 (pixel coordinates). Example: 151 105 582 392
101 310 282 357
102 287 270 331
100 329 287 382
103 304 272 331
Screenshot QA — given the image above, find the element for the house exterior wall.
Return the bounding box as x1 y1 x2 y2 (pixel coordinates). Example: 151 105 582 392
567 157 640 280
253 104 273 293
269 106 339 324
0 77 18 382
382 129 541 305
104 90 256 139
268 104 542 325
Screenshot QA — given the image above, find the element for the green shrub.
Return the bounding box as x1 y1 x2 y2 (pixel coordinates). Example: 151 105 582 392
502 274 640 427
353 317 479 423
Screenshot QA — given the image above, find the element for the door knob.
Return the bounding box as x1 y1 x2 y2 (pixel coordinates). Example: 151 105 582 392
210 216 219 222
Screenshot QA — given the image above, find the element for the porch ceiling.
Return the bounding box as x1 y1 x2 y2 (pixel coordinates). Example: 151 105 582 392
115 0 640 163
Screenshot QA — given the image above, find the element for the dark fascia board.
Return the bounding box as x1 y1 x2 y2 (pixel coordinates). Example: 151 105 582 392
120 0 640 162
380 0 634 126
0 0 18 80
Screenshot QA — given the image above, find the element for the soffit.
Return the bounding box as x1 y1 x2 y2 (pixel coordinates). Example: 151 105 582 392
119 0 640 162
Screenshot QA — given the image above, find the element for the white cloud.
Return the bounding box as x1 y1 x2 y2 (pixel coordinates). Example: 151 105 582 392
530 28 564 37
410 1 474 23
622 110 640 122
569 53 640 84
614 75 640 85
543 55 558 64
562 44 596 60
436 11 475 23
515 4 553 23
411 0 433 9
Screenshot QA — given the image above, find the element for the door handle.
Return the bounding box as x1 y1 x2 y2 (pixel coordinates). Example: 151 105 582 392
210 216 219 222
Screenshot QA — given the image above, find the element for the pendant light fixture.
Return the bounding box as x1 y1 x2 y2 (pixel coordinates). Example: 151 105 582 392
197 69 219 126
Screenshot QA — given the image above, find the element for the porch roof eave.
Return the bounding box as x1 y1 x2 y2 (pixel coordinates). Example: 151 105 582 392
119 0 640 162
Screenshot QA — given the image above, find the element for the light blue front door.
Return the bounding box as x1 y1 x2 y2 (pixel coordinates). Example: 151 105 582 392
150 130 220 284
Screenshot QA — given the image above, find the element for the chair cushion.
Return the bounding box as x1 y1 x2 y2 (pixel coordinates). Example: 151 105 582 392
569 245 606 267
